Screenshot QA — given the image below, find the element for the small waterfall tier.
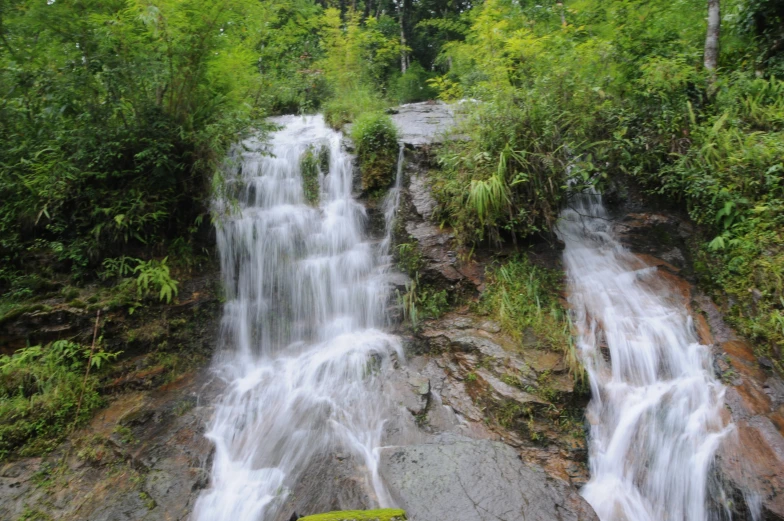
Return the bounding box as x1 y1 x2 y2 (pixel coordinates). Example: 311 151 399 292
558 193 732 521
193 115 403 521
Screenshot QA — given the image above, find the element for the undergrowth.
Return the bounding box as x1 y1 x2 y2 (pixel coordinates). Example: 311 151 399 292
0 340 118 458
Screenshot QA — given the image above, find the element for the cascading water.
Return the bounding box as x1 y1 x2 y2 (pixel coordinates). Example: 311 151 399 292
557 193 733 521
193 115 403 521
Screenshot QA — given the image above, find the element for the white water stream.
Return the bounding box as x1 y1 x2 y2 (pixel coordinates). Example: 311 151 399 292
558 193 733 521
192 116 403 521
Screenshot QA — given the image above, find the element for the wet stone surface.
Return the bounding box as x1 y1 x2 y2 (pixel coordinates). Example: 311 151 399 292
379 440 598 521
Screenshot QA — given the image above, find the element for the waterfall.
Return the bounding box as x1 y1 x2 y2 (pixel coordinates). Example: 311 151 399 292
193 115 403 521
557 193 733 521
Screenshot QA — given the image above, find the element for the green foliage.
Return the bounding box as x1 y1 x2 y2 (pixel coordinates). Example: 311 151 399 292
101 256 139 282
736 0 784 74
426 0 710 245
99 255 180 307
351 112 400 192
318 9 398 127
419 0 784 362
397 275 449 328
253 0 327 114
113 425 136 445
390 62 437 103
134 257 179 303
434 120 569 245
620 73 784 361
74 433 112 464
0 0 269 293
480 256 581 380
0 340 118 458
396 242 426 276
17 507 53 521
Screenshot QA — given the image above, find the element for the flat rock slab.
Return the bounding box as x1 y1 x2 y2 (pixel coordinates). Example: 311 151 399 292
390 102 459 146
379 440 597 521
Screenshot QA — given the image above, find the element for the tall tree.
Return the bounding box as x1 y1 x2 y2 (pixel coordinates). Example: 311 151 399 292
704 0 720 71
399 0 410 72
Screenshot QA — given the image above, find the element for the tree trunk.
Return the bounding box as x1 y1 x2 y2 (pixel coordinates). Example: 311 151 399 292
557 2 567 26
704 0 720 71
399 0 408 73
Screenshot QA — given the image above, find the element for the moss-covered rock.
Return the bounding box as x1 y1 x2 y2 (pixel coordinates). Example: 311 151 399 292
298 508 407 521
351 112 399 193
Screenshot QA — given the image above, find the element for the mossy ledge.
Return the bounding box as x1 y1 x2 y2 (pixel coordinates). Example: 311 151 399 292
298 509 407 521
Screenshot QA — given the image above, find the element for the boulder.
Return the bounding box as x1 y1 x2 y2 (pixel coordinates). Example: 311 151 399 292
389 102 458 147
379 440 598 521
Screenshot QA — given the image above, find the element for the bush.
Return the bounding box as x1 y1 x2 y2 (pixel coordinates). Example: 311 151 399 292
432 95 584 246
0 0 265 294
391 62 437 104
317 9 399 128
323 85 387 129
351 113 400 192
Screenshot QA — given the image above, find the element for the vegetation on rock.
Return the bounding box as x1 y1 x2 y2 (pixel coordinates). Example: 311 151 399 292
300 145 328 205
480 256 581 381
351 112 400 192
0 339 112 458
0 0 276 299
419 0 784 365
298 509 407 521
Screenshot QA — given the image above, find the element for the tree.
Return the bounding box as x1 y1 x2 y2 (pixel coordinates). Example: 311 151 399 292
704 0 720 72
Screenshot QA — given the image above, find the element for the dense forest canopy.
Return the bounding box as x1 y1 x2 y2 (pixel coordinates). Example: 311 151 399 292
1 0 783 453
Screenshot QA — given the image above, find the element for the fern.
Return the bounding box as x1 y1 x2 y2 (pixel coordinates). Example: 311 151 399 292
134 257 179 303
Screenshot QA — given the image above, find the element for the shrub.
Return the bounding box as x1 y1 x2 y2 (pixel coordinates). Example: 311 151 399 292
432 97 579 246
134 257 179 304
0 0 265 293
391 62 437 104
323 85 387 129
351 113 400 192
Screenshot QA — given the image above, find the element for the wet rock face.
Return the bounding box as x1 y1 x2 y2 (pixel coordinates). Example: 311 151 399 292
0 371 219 521
386 130 590 491
273 453 376 521
379 440 598 521
705 313 784 521
603 177 697 279
401 311 589 485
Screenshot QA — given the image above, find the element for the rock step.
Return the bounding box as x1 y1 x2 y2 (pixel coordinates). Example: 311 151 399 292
379 440 597 521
